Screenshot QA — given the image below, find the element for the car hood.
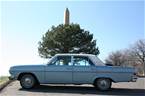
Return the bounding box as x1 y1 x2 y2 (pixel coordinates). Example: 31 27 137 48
9 64 46 72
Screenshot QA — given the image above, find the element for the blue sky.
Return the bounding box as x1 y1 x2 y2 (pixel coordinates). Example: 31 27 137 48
0 0 144 75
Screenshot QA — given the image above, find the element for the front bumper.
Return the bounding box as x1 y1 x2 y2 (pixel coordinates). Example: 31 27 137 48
9 75 15 80
9 74 18 80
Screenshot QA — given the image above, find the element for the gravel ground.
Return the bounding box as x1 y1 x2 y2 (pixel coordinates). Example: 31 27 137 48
0 78 145 96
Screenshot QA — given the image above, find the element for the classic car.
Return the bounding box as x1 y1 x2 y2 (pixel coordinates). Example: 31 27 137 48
9 54 138 91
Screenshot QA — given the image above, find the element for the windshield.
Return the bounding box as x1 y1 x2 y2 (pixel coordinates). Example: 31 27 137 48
46 56 56 65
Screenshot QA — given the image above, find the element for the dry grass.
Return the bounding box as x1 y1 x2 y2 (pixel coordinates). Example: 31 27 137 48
0 76 9 85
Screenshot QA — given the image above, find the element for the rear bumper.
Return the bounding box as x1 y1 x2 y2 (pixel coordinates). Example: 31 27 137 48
131 75 138 82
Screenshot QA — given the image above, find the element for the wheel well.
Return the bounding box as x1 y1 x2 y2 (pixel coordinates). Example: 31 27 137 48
18 72 39 84
93 77 114 84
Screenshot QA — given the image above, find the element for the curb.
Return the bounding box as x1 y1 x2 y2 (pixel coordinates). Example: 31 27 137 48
0 80 13 91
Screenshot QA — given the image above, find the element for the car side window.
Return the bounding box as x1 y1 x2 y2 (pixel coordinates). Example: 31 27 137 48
73 56 93 66
52 56 72 66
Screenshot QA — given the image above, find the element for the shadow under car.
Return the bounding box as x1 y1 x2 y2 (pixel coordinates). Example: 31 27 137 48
19 84 145 96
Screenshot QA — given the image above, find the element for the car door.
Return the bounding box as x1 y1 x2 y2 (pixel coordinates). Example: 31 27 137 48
45 56 73 83
72 56 96 84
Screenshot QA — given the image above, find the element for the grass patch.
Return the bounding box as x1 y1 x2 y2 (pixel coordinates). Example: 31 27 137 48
0 76 9 85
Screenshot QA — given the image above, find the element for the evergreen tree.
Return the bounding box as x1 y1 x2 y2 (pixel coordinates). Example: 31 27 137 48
38 24 99 58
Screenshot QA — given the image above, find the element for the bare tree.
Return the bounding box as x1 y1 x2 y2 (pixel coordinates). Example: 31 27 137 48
105 50 127 66
105 39 145 75
130 39 145 75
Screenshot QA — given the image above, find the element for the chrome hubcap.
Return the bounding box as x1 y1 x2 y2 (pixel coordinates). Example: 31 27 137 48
24 78 32 85
100 80 107 87
22 77 33 88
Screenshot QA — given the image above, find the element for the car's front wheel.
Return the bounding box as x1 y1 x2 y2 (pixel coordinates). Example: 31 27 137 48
20 74 36 89
94 78 112 91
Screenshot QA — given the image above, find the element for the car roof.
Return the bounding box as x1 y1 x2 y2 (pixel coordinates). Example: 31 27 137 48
55 53 96 57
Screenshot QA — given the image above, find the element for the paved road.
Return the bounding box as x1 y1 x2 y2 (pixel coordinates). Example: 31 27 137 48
0 78 145 96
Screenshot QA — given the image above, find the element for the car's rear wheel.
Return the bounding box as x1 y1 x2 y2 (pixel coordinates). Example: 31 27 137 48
94 78 112 91
20 74 36 89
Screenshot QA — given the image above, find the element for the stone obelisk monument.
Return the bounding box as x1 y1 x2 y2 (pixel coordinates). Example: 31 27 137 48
64 8 70 25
